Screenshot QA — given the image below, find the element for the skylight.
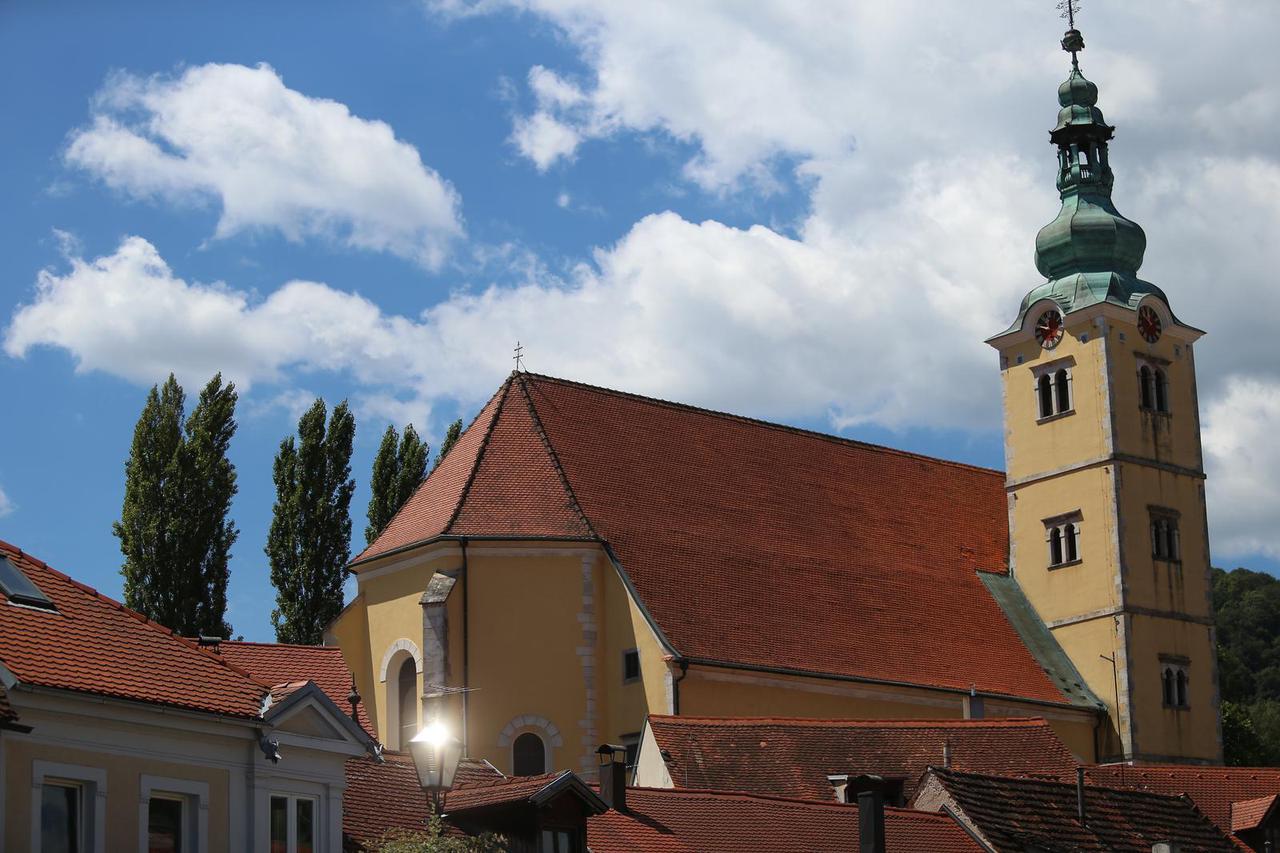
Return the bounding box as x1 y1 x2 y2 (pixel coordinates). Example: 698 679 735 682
0 555 55 610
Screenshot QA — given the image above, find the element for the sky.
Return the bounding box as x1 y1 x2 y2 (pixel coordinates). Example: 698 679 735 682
3 0 1279 641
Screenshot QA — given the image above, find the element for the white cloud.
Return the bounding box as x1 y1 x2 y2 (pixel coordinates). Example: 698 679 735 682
1204 378 1280 558
0 485 13 519
512 112 582 171
66 63 463 268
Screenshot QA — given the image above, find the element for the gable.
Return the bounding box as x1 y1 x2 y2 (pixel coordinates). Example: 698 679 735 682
274 703 347 739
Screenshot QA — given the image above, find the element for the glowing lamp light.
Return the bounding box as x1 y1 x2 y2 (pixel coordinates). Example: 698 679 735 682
409 719 463 807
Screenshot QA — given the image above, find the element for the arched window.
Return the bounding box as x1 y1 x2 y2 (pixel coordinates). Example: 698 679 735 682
512 732 546 777
1139 365 1154 410
397 657 417 750
1162 667 1175 707
1063 523 1078 563
1150 512 1181 562
1154 368 1169 413
1175 669 1189 708
1049 527 1063 566
1038 374 1054 419
1054 369 1071 414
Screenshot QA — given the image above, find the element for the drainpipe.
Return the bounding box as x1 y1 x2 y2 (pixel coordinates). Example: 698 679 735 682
461 538 470 754
1076 767 1087 827
672 659 689 715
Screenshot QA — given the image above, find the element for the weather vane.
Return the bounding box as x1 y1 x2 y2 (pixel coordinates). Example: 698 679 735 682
513 340 525 372
1057 0 1084 70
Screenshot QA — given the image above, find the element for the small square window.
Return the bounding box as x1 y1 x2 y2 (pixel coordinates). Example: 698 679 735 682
621 732 641 770
622 649 641 683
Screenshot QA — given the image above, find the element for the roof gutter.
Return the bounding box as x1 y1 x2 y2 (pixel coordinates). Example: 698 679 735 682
348 534 599 572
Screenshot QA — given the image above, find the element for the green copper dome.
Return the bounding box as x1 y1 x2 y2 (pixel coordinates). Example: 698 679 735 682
991 26 1178 341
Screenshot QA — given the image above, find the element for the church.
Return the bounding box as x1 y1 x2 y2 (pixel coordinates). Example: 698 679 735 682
329 19 1221 779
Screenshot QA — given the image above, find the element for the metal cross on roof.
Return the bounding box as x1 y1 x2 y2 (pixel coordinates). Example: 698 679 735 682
1057 0 1085 70
513 341 525 372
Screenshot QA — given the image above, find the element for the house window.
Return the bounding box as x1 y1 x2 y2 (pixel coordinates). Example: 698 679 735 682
147 796 185 853
620 732 641 771
1139 363 1170 413
1151 510 1181 562
540 827 583 853
41 781 83 853
397 656 418 749
270 795 316 853
1045 514 1082 567
1161 661 1190 709
622 649 641 683
141 776 207 853
513 732 547 776
1035 366 1073 419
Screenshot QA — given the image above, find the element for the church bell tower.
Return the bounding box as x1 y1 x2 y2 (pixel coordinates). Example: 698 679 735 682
987 14 1222 764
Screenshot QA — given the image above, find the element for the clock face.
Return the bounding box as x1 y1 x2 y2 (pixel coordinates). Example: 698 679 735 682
1034 309 1065 350
1138 305 1162 343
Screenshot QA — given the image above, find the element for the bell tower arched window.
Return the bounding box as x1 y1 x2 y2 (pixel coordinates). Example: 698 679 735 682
1034 361 1074 421
1044 512 1082 568
1139 362 1170 413
1161 659 1190 709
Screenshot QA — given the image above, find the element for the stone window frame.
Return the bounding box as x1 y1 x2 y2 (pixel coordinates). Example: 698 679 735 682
1149 505 1182 564
380 638 423 751
498 714 564 776
1160 655 1191 710
1137 355 1172 415
31 760 108 853
1032 356 1076 423
1044 510 1083 569
139 775 209 853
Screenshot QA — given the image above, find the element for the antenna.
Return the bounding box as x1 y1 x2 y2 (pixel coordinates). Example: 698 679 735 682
513 341 525 373
1057 0 1085 70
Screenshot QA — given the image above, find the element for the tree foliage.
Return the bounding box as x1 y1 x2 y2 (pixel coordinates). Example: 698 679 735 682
432 418 463 473
366 424 429 545
369 809 505 852
1212 566 1280 765
114 373 238 637
267 398 356 644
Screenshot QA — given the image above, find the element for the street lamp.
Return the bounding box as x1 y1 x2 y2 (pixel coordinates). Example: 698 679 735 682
409 720 463 816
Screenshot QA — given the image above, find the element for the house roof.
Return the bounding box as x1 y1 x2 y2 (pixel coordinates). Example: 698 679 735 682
1232 794 1278 834
344 752 431 849
1084 764 1280 840
586 787 984 853
0 540 268 718
354 373 1079 705
443 768 608 814
921 767 1238 852
646 715 1079 800
217 640 374 735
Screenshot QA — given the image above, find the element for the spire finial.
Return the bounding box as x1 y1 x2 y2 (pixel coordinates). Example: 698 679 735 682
513 340 525 373
1058 0 1084 70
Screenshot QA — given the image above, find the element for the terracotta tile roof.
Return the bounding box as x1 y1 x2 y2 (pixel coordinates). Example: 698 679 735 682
443 769 572 812
924 767 1238 852
217 640 373 735
1085 764 1280 841
648 715 1079 800
586 787 984 853
1232 794 1277 833
452 757 504 787
0 540 267 718
344 752 430 848
355 372 1075 704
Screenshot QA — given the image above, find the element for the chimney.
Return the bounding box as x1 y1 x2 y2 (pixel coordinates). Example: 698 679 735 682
827 774 850 803
597 744 627 812
1076 767 1087 827
858 783 886 853
197 635 222 653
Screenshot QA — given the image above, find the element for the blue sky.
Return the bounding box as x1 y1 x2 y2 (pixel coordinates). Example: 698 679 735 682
3 1 1279 640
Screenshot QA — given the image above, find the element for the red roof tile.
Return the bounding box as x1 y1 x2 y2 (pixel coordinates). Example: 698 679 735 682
587 788 984 853
344 752 431 847
1232 794 1277 833
218 640 373 735
356 373 1071 703
924 767 1237 852
648 715 1079 800
444 770 572 812
0 540 267 718
1085 764 1280 840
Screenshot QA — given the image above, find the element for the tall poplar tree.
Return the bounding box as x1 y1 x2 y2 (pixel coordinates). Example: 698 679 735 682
432 418 463 473
114 373 238 636
267 398 356 644
365 424 428 545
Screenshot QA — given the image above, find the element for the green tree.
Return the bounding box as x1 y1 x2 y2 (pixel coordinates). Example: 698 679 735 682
370 809 504 852
1213 566 1280 765
366 424 429 545
432 418 463 473
267 398 356 644
114 373 238 636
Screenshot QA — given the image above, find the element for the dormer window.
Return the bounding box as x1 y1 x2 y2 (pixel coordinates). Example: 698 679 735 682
0 555 55 611
1045 512 1082 568
1034 361 1074 421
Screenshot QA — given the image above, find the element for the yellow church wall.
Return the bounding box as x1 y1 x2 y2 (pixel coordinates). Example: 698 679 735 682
464 547 595 776
329 592 374 732
1114 462 1211 616
1009 465 1119 623
1046 617 1125 757
600 565 670 747
4 738 231 853
1106 327 1203 470
1125 613 1220 762
1002 323 1110 483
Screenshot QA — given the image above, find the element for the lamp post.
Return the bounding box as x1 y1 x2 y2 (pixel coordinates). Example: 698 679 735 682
409 720 463 817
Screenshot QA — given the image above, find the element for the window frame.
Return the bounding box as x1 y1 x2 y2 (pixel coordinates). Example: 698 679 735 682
621 648 641 684
269 793 320 853
1160 658 1191 710
620 732 641 773
1137 357 1172 414
1043 511 1083 569
512 731 548 777
1149 507 1182 563
32 760 107 853
1032 357 1076 423
139 775 208 853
